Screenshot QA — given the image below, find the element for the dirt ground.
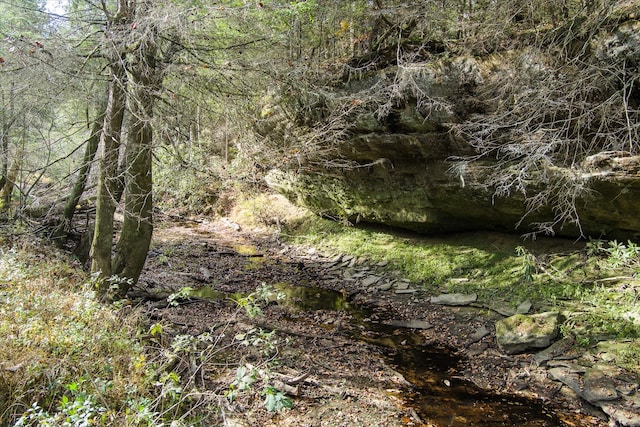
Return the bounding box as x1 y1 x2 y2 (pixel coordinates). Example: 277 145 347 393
133 216 607 427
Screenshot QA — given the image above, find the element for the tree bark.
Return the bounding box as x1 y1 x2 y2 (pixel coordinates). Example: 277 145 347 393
111 105 154 292
111 4 160 296
91 64 126 293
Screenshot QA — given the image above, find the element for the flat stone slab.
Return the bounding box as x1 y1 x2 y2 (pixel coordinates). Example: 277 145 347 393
376 282 392 291
601 403 640 427
495 312 559 354
468 325 490 344
532 338 578 366
583 368 618 403
395 289 417 294
430 293 477 306
384 320 433 330
549 366 617 403
601 394 640 427
361 275 382 286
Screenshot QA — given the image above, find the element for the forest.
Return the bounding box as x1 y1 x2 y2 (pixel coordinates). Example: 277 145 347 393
1 0 640 426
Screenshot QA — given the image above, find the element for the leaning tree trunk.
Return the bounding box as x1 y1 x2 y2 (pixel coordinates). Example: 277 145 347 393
91 63 126 293
51 98 107 247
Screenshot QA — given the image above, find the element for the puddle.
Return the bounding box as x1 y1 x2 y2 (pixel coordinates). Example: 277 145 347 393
189 282 349 311
192 282 566 426
358 320 562 426
189 287 244 301
273 282 351 311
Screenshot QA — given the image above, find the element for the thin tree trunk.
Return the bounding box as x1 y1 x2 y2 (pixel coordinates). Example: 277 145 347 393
51 98 107 246
0 83 14 200
1 157 20 209
91 64 126 293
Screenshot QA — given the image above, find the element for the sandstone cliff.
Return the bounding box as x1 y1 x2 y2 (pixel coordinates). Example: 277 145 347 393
261 5 640 239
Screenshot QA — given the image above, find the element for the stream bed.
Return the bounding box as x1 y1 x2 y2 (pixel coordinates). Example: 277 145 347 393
192 282 565 426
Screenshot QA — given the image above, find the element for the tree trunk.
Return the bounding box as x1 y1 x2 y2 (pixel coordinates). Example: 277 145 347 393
111 10 160 297
91 64 126 293
111 108 154 293
1 157 20 210
51 98 107 247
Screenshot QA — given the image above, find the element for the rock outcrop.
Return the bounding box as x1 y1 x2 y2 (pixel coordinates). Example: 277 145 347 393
263 9 640 239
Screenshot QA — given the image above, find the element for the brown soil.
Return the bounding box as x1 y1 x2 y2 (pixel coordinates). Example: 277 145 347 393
134 216 607 427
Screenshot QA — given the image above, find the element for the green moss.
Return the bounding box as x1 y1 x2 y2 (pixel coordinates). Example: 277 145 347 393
235 194 640 373
285 214 577 302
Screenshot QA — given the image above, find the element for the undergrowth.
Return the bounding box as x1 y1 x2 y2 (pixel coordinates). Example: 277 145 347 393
0 231 157 426
0 226 292 426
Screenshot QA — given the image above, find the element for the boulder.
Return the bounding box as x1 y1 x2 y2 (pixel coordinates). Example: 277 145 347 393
495 312 560 354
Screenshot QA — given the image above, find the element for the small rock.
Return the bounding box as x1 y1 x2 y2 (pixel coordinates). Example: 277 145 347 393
430 293 478 306
532 338 577 366
468 325 490 344
515 300 532 314
376 282 393 291
330 254 343 263
362 275 382 286
395 289 417 294
395 282 409 290
343 269 354 279
487 303 516 317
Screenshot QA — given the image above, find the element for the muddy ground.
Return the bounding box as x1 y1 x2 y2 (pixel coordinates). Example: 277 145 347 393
132 216 608 426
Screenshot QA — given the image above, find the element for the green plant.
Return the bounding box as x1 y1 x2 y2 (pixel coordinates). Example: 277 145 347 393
604 240 640 270
225 365 257 402
167 286 194 306
585 237 605 258
586 238 640 272
232 290 266 318
235 328 279 356
515 246 537 283
255 282 285 304
15 379 107 427
262 386 293 412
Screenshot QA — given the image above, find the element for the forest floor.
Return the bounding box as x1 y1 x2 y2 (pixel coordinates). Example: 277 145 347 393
133 213 615 427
